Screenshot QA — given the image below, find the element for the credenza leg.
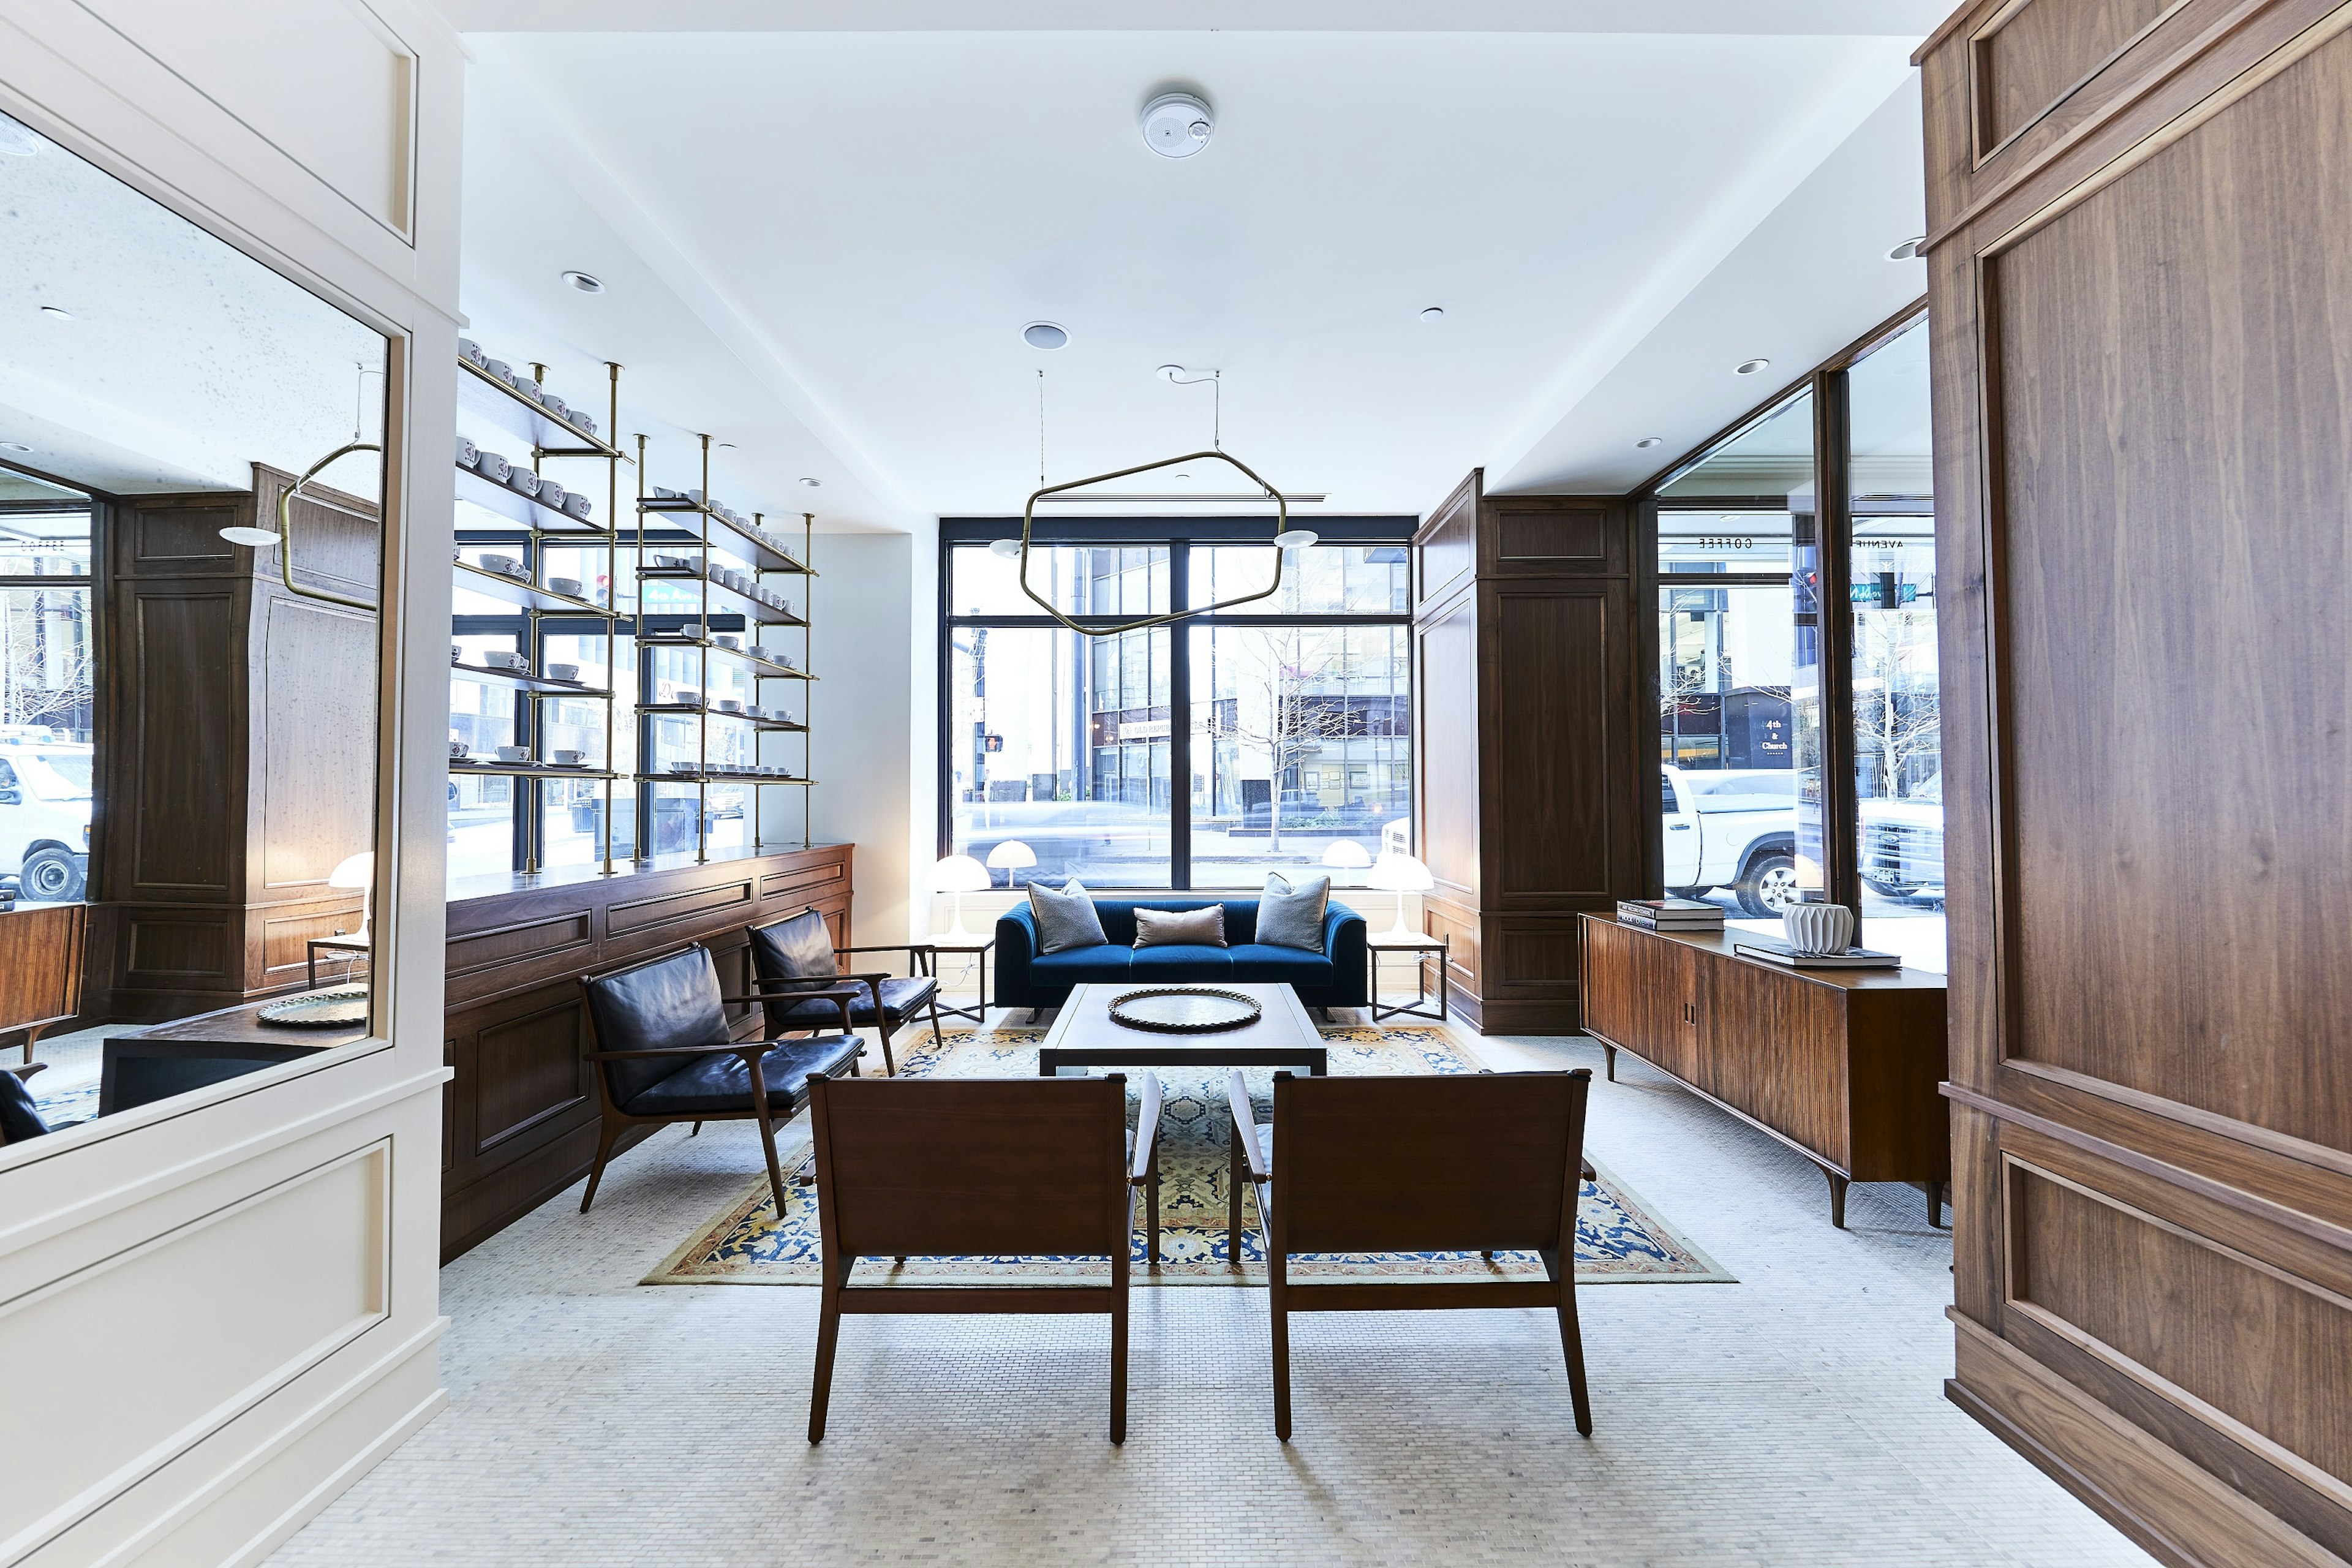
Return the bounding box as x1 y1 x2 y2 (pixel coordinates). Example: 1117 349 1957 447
1602 1044 1617 1082
1926 1179 1947 1229
1824 1169 1849 1229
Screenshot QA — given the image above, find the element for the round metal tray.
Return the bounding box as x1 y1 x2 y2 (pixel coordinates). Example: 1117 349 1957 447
258 985 369 1029
1107 986 1263 1035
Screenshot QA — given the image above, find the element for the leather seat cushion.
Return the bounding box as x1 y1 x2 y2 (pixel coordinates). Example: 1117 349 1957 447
1226 943 1336 985
624 1033 861 1117
772 973 938 1027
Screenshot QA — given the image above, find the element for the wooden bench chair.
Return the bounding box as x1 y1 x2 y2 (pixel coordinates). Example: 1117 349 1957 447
1227 1066 1596 1440
746 906 944 1076
803 1071 1162 1444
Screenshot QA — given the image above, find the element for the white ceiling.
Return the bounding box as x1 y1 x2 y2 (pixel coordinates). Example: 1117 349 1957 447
454 9 1939 530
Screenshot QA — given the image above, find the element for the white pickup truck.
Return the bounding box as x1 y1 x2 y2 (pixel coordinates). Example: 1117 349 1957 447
0 739 92 902
1660 765 1800 917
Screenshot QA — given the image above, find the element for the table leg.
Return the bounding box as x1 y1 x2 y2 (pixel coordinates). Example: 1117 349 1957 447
307 946 318 990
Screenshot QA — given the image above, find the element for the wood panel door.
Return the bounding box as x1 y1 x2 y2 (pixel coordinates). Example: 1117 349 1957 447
1923 2 2352 1563
1700 959 1850 1171
1583 918 1697 1081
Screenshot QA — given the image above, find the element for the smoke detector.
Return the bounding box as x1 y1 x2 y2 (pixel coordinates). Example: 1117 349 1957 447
1142 93 1214 159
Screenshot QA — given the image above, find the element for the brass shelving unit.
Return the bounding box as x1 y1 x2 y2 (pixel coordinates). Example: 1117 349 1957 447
450 355 626 874
632 434 817 862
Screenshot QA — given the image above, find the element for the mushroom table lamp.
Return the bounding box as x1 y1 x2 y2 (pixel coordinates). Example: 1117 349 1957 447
931 853 992 943
1366 850 1433 939
1321 840 1373 879
328 851 375 939
986 839 1037 889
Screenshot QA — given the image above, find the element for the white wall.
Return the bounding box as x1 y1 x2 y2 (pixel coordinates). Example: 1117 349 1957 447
0 2 462 1562
793 530 922 943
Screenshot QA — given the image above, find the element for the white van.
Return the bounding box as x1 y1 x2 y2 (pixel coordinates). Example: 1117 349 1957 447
0 737 92 902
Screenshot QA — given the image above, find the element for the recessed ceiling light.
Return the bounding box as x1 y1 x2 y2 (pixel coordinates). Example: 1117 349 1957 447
0 442 31 453
1635 436 1663 450
1735 358 1770 376
0 121 41 157
39 306 72 322
1140 92 1214 159
1023 322 1069 350
1888 237 1926 261
561 270 605 294
799 477 821 488
1420 307 1445 322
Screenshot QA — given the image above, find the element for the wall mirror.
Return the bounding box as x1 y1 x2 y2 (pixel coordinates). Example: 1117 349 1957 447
0 106 391 1152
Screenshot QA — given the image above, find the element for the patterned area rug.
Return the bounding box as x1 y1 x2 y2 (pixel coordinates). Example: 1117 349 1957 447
646 1025 1732 1288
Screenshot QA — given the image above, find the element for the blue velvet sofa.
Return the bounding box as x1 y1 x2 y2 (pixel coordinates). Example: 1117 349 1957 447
993 897 1369 1011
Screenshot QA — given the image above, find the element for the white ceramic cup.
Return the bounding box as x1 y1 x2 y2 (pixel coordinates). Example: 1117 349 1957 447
449 741 469 758
494 745 530 763
1782 902 1855 957
545 662 579 682
552 748 585 766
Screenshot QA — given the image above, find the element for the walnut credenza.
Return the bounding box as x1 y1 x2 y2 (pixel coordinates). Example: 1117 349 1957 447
442 843 852 1261
1578 915 1948 1226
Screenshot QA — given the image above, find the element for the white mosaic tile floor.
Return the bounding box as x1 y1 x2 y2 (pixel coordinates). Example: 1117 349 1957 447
268 1027 2156 1568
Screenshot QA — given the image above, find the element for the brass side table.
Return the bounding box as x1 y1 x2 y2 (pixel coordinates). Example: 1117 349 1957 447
1367 930 1449 1024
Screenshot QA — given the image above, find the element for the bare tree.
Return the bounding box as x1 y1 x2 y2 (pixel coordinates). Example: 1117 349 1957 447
1852 605 1940 797
1212 627 1357 853
0 594 92 734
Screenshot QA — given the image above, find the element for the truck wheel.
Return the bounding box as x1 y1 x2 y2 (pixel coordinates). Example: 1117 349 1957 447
1735 854 1801 918
1863 877 1919 900
21 846 83 902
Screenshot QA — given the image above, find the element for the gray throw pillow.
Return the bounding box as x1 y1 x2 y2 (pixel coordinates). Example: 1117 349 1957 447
1028 878 1109 954
1133 905 1227 949
1258 872 1331 952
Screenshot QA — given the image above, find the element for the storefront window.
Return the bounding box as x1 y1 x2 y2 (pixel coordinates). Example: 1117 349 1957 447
1847 318 1943 970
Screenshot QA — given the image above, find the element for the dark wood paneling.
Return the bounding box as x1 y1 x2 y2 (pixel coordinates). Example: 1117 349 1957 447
1409 478 1642 1032
1974 0 2171 155
1416 472 1479 611
1929 2 2352 1559
1988 32 2352 1154
473 997 590 1153
440 843 854 1261
126 589 241 895
1486 584 1621 903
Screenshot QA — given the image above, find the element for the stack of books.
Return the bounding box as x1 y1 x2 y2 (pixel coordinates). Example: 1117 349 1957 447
1615 897 1725 933
1730 934 1901 969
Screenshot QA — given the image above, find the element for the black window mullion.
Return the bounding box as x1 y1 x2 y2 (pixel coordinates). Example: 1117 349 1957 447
1169 541 1191 889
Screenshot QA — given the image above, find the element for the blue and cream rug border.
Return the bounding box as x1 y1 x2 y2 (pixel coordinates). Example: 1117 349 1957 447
644 1024 1734 1289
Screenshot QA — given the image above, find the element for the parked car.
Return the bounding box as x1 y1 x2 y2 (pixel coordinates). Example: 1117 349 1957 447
1859 771 1945 904
0 740 92 902
1660 765 1800 917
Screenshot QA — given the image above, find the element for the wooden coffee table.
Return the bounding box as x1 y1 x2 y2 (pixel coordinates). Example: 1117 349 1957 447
1037 982 1329 1077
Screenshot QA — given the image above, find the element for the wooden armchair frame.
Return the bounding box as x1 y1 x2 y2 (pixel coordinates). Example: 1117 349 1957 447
804 1070 1163 1444
746 910 946 1076
1228 1066 1596 1441
578 948 864 1216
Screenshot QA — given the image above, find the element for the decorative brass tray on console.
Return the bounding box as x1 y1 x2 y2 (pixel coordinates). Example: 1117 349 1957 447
1107 986 1263 1035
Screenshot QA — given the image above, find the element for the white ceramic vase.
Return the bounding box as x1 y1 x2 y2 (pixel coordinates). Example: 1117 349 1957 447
1782 902 1854 956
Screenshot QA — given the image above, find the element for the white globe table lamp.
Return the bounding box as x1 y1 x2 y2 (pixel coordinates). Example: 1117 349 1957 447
931 853 992 943
1366 850 1433 939
328 851 375 938
986 839 1037 888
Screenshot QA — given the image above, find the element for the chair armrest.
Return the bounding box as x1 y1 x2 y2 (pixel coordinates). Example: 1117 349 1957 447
1227 1069 1269 1182
724 984 860 1033
1129 1071 1163 1184
741 974 861 993
835 944 921 973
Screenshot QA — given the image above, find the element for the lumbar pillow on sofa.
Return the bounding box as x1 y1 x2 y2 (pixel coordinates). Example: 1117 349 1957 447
1257 871 1332 952
1133 905 1227 949
1028 878 1109 953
